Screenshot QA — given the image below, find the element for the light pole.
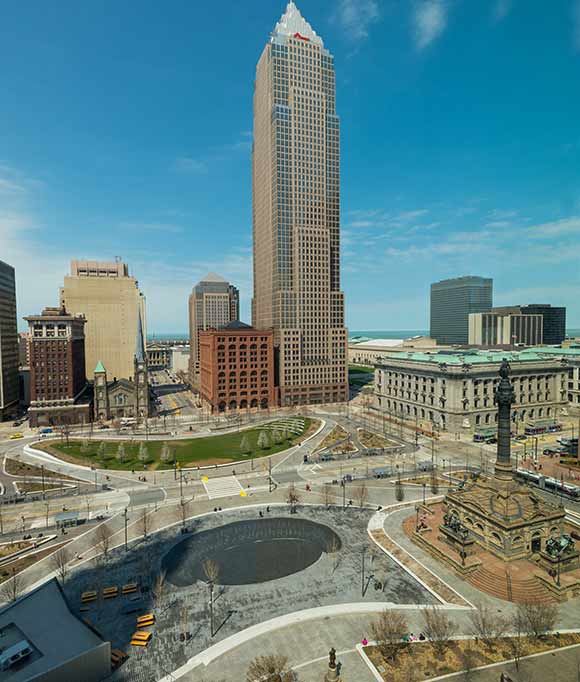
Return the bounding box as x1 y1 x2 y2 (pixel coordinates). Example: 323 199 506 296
124 508 128 551
45 503 49 529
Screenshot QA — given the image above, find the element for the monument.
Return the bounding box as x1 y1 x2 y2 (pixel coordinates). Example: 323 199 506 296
324 647 339 681
441 359 573 564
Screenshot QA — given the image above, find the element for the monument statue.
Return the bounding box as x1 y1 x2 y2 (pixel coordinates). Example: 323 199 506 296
328 647 336 669
494 358 515 479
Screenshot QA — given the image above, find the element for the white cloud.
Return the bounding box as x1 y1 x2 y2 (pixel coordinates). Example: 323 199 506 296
488 208 518 219
173 157 207 174
493 0 513 21
335 0 380 40
413 0 448 50
119 221 183 234
526 216 580 239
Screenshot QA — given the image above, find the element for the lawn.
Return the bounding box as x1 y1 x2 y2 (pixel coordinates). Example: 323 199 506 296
349 364 375 374
42 417 315 470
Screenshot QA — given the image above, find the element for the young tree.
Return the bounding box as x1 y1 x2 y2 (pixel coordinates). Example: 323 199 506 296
240 434 251 456
80 439 89 453
246 654 294 682
326 537 341 573
320 483 333 508
370 609 409 664
50 545 72 586
116 443 126 464
152 569 167 606
174 497 191 531
257 430 271 450
430 468 439 495
353 482 369 508
138 507 150 539
272 430 283 445
97 441 106 464
138 442 149 465
395 479 405 502
160 442 172 464
516 601 559 639
458 645 478 681
420 606 457 656
0 568 27 603
203 559 220 585
95 522 114 563
468 601 508 650
286 483 301 513
507 608 527 672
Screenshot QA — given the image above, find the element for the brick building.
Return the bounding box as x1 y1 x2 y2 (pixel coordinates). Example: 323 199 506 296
199 322 276 413
25 307 91 426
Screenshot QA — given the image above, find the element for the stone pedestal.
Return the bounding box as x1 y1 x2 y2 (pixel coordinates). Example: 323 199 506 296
538 549 580 575
324 666 339 681
438 525 476 557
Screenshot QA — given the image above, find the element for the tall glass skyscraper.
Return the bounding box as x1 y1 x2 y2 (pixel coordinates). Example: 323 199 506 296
252 2 348 406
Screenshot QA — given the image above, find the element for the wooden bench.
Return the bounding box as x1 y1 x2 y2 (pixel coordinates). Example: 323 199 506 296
122 583 138 594
103 586 119 599
111 649 128 668
130 631 152 647
81 591 97 603
136 613 155 627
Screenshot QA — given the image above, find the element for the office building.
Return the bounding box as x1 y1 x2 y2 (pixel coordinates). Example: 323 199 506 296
60 259 146 381
492 304 566 345
374 349 567 433
0 261 19 420
188 273 239 385
25 306 91 426
199 322 276 413
252 2 348 406
430 276 493 345
468 312 543 346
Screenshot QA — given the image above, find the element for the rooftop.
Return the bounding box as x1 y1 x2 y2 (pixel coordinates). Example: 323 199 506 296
272 2 324 47
377 348 566 366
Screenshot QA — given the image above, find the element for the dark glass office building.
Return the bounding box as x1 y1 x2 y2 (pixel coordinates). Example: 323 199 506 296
430 276 493 345
519 305 566 345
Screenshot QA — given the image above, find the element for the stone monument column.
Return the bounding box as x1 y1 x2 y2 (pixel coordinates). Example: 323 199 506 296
494 358 515 480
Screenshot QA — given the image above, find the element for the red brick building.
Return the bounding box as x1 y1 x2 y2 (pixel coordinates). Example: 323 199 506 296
25 307 91 426
199 322 276 413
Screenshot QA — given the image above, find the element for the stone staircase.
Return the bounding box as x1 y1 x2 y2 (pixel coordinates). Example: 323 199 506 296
468 566 556 604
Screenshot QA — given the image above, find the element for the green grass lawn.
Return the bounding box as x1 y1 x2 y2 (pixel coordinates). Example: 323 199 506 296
348 365 375 374
45 417 314 470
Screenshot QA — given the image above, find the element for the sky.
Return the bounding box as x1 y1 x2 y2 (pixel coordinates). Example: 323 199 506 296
1 0 580 333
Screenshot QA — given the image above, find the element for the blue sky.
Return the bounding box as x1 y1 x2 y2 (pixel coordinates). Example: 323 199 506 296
1 0 579 333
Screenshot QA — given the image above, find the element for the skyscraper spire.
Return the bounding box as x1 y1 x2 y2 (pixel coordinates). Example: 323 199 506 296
135 310 145 363
272 2 324 46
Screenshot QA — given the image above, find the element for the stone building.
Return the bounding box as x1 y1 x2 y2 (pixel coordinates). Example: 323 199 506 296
93 313 150 421
146 343 171 369
349 336 441 366
199 322 276 413
25 307 91 426
60 259 146 381
374 349 568 433
251 3 348 406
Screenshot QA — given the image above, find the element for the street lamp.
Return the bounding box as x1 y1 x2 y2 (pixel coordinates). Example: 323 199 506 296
124 508 128 551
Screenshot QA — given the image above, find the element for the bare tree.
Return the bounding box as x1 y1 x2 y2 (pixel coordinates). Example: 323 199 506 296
395 479 405 502
370 609 408 664
95 522 114 563
468 601 508 649
326 537 341 573
353 482 369 508
50 545 72 586
420 606 457 656
430 468 439 495
174 497 192 531
458 645 478 681
138 507 150 539
320 483 333 508
286 483 301 513
507 608 527 672
0 568 27 603
203 559 220 585
516 601 559 639
246 654 295 682
152 569 167 606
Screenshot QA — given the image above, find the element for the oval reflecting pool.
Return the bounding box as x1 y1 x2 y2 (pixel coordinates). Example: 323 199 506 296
162 517 341 586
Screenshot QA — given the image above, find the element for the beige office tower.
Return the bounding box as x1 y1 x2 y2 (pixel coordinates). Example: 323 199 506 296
252 2 348 406
188 273 239 385
60 260 146 381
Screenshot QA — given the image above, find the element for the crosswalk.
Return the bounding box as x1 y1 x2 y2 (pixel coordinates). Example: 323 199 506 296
202 475 244 499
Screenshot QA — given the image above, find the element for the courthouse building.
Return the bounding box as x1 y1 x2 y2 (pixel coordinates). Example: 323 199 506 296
374 349 568 433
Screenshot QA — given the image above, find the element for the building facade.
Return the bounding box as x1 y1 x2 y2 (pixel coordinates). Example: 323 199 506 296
146 344 171 369
374 350 568 433
188 273 239 386
430 276 493 345
25 307 90 426
199 322 276 413
252 2 348 406
0 261 19 420
468 312 543 346
60 259 146 381
492 305 566 345
349 336 442 366
93 312 149 421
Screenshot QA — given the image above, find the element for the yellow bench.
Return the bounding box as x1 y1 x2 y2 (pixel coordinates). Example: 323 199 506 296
122 583 138 594
81 591 97 603
130 631 152 647
136 613 155 626
103 586 119 599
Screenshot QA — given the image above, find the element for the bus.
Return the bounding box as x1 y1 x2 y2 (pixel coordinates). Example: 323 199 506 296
473 428 497 444
524 419 561 436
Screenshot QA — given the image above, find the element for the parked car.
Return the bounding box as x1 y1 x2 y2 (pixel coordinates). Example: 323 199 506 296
39 427 53 434
9 433 23 439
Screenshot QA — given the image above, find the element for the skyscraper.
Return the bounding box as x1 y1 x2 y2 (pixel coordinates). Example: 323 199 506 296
491 304 566 345
188 273 239 385
0 261 19 420
430 276 493 345
252 2 348 406
60 260 146 381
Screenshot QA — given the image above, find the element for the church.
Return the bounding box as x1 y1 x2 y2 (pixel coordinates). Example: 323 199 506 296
93 313 151 421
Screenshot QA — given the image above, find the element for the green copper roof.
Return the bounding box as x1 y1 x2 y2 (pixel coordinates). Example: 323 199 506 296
94 360 106 374
381 350 553 365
